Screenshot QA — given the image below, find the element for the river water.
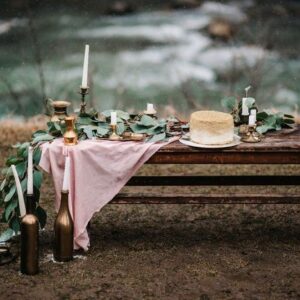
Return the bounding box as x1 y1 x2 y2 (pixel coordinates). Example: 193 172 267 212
0 1 299 117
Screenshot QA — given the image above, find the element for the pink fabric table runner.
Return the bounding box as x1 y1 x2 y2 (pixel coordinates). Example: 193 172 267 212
39 138 176 251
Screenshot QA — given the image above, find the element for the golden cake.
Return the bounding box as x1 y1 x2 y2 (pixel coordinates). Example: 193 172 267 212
190 111 234 145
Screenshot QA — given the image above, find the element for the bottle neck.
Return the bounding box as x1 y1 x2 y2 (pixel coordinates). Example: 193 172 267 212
26 194 36 214
60 191 70 210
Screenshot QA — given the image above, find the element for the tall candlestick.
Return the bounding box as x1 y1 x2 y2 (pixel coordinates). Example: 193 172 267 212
11 165 26 217
27 146 33 195
111 111 117 125
242 98 249 116
62 157 70 192
81 44 89 88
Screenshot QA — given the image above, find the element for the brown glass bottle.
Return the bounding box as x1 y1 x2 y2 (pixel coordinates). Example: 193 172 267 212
20 194 39 275
54 191 74 262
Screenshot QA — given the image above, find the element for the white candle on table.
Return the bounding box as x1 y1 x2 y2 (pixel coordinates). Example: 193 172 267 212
147 103 154 112
62 157 71 192
81 44 89 88
242 98 249 116
249 114 256 126
11 165 26 217
250 109 257 123
27 146 33 195
111 111 117 125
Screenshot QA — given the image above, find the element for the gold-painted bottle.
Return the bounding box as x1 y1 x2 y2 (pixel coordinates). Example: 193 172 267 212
54 191 74 262
63 116 78 146
20 194 39 275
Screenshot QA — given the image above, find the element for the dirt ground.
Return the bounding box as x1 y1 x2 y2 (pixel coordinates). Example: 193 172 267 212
1 143 300 299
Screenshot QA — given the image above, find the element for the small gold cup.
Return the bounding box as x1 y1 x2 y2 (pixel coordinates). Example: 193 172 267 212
63 116 78 146
51 100 71 122
109 124 121 141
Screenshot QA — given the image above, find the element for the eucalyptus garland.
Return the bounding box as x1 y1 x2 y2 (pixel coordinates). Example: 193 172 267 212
0 110 183 241
221 96 295 133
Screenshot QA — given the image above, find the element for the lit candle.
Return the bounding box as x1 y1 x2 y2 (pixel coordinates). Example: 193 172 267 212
111 111 117 125
27 146 33 195
248 114 256 126
81 44 89 88
11 165 26 217
62 157 70 192
242 98 249 116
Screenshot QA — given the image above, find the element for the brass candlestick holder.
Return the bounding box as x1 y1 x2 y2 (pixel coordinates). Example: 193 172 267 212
79 86 89 115
109 124 121 140
63 116 78 146
51 100 71 122
241 125 261 143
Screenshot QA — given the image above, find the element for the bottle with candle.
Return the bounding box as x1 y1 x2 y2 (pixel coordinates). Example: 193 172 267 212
54 157 74 262
20 193 39 275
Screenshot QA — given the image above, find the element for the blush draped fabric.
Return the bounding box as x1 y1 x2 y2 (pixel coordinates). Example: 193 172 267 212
39 138 175 251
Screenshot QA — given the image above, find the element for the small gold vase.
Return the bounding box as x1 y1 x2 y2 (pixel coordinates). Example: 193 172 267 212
51 100 71 122
54 191 74 262
63 116 78 146
20 194 39 275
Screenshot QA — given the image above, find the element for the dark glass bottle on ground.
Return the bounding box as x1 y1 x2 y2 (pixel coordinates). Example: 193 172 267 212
20 194 39 275
54 190 74 262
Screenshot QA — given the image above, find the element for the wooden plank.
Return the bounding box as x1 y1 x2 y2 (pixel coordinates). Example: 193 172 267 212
112 193 300 204
147 126 300 164
126 176 300 186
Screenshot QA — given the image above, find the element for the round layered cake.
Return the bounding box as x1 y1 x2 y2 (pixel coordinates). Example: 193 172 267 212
190 111 234 145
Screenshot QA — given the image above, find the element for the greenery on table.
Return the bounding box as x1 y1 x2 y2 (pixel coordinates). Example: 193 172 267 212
0 110 182 241
221 96 295 133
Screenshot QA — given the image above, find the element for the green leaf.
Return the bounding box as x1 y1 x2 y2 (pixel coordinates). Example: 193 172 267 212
10 216 20 233
33 147 42 165
97 127 109 136
33 171 43 189
117 110 130 120
256 111 269 121
6 156 22 167
77 116 94 126
16 162 26 179
147 132 166 143
4 185 16 203
0 228 14 242
221 97 237 111
139 115 157 127
82 126 94 139
245 97 256 108
5 198 17 221
116 122 125 135
130 124 150 134
0 179 6 191
283 118 295 124
33 130 47 137
284 114 294 119
36 206 47 228
32 133 54 144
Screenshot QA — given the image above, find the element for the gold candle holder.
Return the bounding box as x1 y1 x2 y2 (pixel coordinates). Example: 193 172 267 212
51 100 71 122
241 125 261 143
63 116 78 146
79 86 89 115
109 124 121 140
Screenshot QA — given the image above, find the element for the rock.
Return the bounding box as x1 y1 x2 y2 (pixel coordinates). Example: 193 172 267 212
207 19 236 41
106 1 134 16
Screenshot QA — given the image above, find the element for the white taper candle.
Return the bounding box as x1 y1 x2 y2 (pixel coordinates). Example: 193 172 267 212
147 103 154 111
11 165 26 217
250 109 257 123
81 44 89 88
242 98 249 116
62 157 71 192
111 111 117 125
27 146 33 195
248 115 256 126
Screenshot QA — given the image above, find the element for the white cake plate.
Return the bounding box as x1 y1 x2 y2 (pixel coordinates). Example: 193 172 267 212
179 134 241 149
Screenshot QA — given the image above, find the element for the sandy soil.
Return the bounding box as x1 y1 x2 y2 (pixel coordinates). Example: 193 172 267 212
1 144 300 300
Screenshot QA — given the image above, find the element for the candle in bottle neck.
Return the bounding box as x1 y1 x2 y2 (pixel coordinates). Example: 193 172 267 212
111 111 117 125
62 157 71 192
81 44 89 88
242 98 249 116
249 114 256 126
27 146 33 195
11 165 26 217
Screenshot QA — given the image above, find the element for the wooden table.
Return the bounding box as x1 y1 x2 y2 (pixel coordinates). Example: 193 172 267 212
113 126 300 205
